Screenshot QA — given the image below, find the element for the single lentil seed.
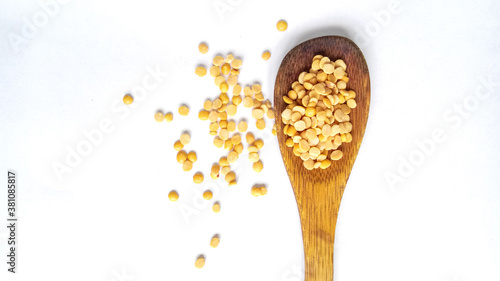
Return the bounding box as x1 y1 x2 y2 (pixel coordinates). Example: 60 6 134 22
203 190 214 200
210 66 220 77
246 132 255 144
213 56 224 66
256 119 266 130
180 133 190 145
168 190 179 202
262 51 271 61
177 151 187 164
195 256 205 269
248 152 260 162
212 202 220 213
210 235 220 248
174 141 184 151
154 112 165 122
231 59 242 69
227 121 236 132
165 113 173 122
187 151 197 162
276 20 288 31
237 121 248 132
194 173 204 184
253 161 263 172
182 160 193 171
123 94 133 105
178 105 189 116
195 66 207 77
198 43 208 54
198 110 209 120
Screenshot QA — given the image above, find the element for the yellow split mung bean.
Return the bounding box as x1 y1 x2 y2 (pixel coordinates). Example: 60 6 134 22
280 55 355 170
168 190 179 202
123 94 133 105
198 43 208 54
154 112 164 122
178 105 189 116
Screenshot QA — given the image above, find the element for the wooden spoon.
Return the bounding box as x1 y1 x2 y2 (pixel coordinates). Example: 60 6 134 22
274 36 370 281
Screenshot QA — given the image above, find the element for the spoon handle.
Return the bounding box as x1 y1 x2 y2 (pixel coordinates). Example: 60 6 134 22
295 178 345 281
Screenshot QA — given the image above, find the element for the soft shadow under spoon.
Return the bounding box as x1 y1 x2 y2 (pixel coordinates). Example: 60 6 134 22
274 36 370 281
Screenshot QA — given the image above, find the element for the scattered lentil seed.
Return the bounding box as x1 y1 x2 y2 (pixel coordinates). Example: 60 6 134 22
253 161 263 172
177 151 187 164
227 104 237 116
203 190 214 200
198 110 209 120
231 134 242 145
213 56 224 66
209 66 220 77
195 66 207 77
174 141 184 151
165 113 173 122
123 94 133 105
219 129 229 140
212 202 220 213
237 121 248 132
182 160 193 171
204 100 213 110
262 51 271 61
225 171 236 183
220 82 229 93
224 141 233 151
219 157 229 166
195 256 205 269
227 151 238 163
252 108 264 119
251 186 268 197
221 63 231 75
248 152 260 162
210 235 220 248
187 151 197 162
252 84 262 94
194 173 204 184
214 76 225 87
232 95 242 106
267 109 275 119
213 137 224 148
256 119 266 130
154 112 164 122
251 186 261 196
243 96 253 108
227 121 236 132
231 59 242 69
178 105 189 116
220 166 231 176
254 139 264 149
233 84 242 95
276 20 288 31
168 190 179 202
198 43 209 54
246 132 255 144
234 143 243 154
180 133 191 145
227 75 238 87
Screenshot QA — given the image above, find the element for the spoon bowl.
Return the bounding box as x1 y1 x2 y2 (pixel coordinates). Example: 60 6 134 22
274 36 370 281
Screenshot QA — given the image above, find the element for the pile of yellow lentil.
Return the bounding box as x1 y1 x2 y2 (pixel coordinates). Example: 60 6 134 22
281 55 356 170
122 20 290 270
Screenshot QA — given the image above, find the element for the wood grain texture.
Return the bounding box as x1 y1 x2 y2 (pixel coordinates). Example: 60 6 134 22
274 36 370 281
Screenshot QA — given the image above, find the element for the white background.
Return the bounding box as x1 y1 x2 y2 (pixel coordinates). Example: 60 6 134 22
1 0 499 280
